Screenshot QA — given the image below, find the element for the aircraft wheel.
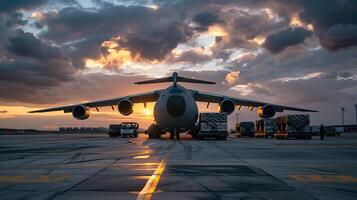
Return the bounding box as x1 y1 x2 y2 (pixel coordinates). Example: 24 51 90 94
170 132 175 140
154 132 161 139
175 131 180 141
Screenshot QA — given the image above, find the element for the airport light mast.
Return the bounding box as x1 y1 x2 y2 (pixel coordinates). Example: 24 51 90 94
341 107 345 132
341 107 345 125
355 104 357 125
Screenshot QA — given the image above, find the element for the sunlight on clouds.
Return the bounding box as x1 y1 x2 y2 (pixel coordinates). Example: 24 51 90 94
273 72 326 82
208 25 228 37
223 71 240 86
230 83 264 96
290 14 314 31
84 36 136 71
249 36 266 45
307 24 314 31
147 5 159 10
31 12 45 20
265 8 274 20
231 84 254 96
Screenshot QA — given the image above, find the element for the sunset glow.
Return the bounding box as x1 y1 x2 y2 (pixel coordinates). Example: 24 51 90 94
0 0 356 130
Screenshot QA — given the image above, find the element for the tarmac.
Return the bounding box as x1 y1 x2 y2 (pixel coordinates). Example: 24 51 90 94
0 133 356 200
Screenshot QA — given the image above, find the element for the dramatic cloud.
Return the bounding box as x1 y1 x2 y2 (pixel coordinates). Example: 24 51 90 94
193 12 222 31
263 27 312 53
0 110 7 114
0 0 48 13
298 0 357 50
5 30 67 62
223 71 240 86
0 0 356 128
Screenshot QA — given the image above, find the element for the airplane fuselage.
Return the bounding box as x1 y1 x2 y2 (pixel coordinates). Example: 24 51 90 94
153 85 198 130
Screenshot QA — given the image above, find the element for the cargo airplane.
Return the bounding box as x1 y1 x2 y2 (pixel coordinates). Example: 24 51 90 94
30 72 317 140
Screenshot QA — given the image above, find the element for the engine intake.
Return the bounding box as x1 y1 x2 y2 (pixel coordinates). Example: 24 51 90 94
118 99 133 116
258 104 276 118
72 105 90 120
220 99 235 114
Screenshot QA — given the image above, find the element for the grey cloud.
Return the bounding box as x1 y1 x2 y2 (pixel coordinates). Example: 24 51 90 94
119 23 193 60
0 30 75 103
172 50 211 64
193 12 222 31
230 11 287 40
338 72 353 79
38 5 194 62
39 6 159 43
263 27 312 53
0 0 48 13
298 0 357 50
319 24 357 51
5 30 67 62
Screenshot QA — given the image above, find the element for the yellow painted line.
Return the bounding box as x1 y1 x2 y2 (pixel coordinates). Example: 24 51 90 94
133 155 151 159
0 175 69 183
137 160 166 200
290 175 357 183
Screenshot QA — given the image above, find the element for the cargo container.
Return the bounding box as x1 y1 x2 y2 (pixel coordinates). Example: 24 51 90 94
237 121 255 137
255 118 277 138
197 112 228 140
275 115 311 139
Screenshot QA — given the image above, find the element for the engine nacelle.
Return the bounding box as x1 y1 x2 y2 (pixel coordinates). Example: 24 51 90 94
118 99 133 116
220 99 235 114
258 104 276 118
72 105 90 120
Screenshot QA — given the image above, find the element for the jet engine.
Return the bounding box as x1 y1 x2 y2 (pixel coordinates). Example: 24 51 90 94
258 104 276 118
220 99 235 114
118 99 133 116
72 105 90 120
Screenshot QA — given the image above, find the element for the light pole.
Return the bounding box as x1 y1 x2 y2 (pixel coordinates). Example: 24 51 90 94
341 107 345 132
355 104 357 125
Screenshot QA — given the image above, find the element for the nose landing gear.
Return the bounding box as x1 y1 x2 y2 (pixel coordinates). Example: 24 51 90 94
170 129 180 140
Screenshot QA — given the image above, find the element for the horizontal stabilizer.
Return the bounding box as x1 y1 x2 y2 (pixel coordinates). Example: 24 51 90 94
135 72 216 85
135 77 172 85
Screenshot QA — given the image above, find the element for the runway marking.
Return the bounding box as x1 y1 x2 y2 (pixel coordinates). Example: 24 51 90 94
0 175 69 183
137 159 166 200
133 155 151 159
290 175 357 183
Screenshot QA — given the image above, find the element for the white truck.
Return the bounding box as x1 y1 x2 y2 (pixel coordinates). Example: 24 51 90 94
197 112 228 140
120 122 139 138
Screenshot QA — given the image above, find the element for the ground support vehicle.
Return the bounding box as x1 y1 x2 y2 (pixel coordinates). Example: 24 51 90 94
237 121 255 137
275 115 311 140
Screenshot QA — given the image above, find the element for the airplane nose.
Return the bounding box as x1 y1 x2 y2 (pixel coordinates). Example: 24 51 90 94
167 95 186 117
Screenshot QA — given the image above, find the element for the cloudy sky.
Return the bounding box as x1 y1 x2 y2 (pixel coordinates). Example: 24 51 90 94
0 0 356 129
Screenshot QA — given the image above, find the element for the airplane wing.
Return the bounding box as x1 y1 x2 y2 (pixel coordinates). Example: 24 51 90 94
190 90 317 112
29 90 163 113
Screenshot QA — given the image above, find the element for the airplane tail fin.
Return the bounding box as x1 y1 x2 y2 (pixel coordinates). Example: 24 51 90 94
135 72 216 85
